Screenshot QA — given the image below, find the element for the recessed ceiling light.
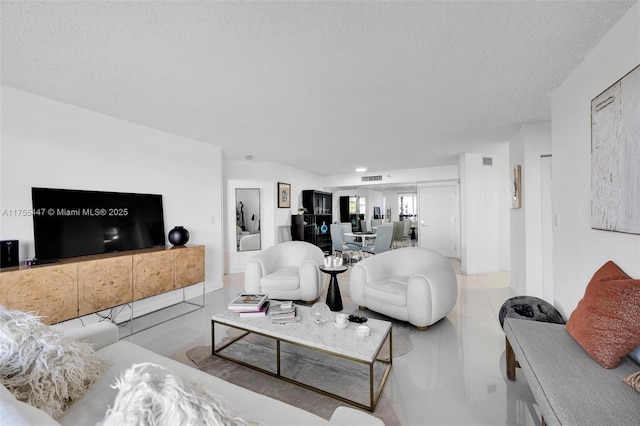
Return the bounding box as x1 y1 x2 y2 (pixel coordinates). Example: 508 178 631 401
355 167 367 173
245 155 253 160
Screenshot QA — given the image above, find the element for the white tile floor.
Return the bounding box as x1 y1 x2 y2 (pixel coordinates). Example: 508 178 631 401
126 261 539 426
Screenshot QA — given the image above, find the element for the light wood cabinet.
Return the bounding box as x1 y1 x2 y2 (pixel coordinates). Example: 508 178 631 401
0 264 78 324
133 250 175 301
78 256 133 316
174 245 205 287
0 245 205 323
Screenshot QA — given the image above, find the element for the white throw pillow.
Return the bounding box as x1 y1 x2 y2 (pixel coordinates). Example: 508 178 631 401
0 306 108 420
101 363 259 426
0 384 59 425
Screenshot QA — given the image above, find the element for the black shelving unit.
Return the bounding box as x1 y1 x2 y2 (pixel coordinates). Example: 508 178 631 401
291 190 333 254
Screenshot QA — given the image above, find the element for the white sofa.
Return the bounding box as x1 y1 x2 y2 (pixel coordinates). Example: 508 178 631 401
244 241 325 303
0 322 383 426
350 247 457 330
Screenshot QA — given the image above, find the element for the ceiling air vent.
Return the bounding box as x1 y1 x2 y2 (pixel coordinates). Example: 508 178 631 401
482 157 493 166
361 175 383 182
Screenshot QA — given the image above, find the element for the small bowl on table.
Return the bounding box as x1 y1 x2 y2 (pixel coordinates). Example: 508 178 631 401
356 325 371 337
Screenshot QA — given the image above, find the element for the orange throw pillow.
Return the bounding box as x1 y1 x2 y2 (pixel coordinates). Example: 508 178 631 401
566 261 640 368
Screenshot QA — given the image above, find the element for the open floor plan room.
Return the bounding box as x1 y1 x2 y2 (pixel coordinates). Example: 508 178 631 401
125 262 538 426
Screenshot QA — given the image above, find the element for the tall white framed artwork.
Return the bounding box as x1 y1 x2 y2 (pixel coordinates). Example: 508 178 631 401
591 64 640 235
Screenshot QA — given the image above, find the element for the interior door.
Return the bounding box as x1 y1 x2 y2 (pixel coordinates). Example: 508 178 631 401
418 185 458 258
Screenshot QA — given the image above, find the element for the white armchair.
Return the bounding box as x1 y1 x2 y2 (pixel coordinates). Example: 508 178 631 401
350 247 457 330
244 241 325 303
239 233 261 251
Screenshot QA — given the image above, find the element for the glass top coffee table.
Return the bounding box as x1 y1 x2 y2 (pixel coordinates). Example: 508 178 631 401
211 304 392 411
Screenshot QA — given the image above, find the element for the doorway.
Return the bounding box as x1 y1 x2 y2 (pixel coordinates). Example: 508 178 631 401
541 155 553 302
418 184 459 258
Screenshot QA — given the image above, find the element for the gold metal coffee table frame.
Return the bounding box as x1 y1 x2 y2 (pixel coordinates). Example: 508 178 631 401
211 318 392 412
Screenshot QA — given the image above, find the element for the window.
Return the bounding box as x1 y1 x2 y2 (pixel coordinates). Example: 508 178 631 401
358 197 366 215
399 193 416 221
347 196 367 230
349 196 366 215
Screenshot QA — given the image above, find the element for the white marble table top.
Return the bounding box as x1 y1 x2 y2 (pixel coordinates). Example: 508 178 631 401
212 305 391 363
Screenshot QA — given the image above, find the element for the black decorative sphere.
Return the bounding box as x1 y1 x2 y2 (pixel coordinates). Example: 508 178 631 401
168 226 189 246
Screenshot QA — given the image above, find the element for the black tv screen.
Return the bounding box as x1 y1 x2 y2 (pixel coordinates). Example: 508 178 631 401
32 187 166 260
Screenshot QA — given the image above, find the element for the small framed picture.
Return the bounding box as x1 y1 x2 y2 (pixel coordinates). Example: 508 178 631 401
278 182 291 208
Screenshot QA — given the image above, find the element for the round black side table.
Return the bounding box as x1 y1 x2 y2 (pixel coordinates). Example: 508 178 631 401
319 265 348 311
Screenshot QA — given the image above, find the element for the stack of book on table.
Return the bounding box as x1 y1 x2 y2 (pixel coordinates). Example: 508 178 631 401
269 301 299 324
228 293 269 317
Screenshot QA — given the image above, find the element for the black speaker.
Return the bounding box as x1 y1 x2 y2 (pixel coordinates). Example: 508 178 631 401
1 240 19 268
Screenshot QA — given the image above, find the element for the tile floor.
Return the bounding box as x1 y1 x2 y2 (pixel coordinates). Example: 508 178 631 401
126 260 539 426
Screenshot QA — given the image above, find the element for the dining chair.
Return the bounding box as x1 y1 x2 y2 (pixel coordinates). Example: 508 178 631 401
330 224 360 264
278 225 292 243
392 221 404 249
359 220 376 246
402 220 411 247
340 222 356 244
371 219 383 230
363 223 393 256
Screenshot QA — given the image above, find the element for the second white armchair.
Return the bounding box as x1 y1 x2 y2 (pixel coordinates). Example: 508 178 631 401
350 247 457 330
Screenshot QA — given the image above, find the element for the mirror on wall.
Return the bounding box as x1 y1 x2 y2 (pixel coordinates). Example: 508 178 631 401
235 188 261 251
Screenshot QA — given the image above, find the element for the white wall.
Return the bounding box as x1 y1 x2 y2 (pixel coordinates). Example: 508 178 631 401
551 3 640 317
0 87 224 301
460 152 510 274
509 122 552 297
224 160 325 273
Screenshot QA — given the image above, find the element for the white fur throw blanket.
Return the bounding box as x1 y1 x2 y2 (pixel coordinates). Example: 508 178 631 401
0 306 108 420
101 363 259 426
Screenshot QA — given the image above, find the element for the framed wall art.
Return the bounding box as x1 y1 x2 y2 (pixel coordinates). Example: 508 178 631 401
591 64 640 234
278 182 291 208
511 165 522 209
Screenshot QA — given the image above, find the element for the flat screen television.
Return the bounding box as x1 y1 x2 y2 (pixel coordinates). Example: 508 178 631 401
32 187 166 260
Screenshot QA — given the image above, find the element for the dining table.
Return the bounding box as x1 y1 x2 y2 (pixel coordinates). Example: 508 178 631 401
344 232 377 248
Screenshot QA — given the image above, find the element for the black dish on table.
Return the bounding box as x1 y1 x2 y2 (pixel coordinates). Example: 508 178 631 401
348 315 368 323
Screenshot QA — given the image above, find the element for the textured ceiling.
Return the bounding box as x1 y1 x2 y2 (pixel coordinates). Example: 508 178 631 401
1 1 635 176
